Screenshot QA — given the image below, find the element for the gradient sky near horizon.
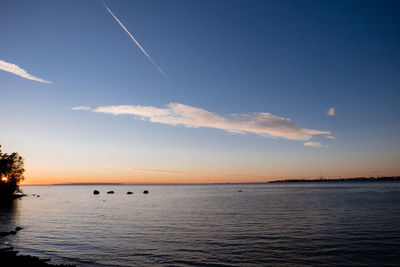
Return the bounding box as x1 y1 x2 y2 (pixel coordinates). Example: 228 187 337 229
1 0 399 184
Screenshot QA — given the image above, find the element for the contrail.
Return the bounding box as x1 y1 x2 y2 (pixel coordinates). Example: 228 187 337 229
102 2 167 79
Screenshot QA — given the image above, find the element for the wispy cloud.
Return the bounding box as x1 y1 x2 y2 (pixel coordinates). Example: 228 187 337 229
0 60 52 84
304 141 323 147
102 2 167 79
105 165 268 179
326 107 335 116
126 168 192 174
326 135 335 140
83 103 331 141
72 106 91 111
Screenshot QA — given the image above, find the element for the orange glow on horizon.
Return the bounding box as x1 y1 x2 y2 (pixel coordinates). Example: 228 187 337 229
21 170 275 185
22 176 271 185
21 165 400 185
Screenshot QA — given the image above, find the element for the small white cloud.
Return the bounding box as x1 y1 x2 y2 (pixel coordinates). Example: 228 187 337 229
0 59 52 84
304 141 323 147
85 103 331 141
72 106 91 111
104 165 117 169
326 107 335 116
326 135 335 140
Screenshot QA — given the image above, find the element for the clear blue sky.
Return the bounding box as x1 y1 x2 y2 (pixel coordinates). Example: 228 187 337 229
1 0 399 183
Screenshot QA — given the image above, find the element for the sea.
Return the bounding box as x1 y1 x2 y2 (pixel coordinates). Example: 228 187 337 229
1 182 400 266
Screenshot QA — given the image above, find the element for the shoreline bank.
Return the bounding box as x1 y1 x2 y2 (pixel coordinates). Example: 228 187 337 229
0 194 76 267
0 246 75 267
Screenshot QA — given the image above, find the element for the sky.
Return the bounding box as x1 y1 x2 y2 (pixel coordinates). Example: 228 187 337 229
1 0 399 184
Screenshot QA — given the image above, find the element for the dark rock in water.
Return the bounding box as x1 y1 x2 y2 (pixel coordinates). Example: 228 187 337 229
93 190 100 195
127 191 133 195
107 191 114 194
0 232 8 237
143 190 149 194
238 190 243 192
0 228 22 237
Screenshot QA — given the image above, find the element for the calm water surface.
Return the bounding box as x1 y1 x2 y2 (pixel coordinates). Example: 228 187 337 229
1 183 400 266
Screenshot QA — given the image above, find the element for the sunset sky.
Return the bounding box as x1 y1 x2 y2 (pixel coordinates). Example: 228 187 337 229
1 0 399 184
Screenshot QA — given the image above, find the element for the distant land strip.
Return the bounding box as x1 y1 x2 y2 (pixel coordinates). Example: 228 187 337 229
269 176 400 183
51 183 124 186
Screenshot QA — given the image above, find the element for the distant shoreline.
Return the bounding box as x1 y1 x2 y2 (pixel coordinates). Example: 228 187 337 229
269 176 400 183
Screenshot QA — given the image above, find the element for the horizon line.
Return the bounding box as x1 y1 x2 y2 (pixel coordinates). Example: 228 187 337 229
21 175 400 186
23 181 271 186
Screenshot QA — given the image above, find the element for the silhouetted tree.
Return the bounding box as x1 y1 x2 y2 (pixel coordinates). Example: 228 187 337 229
0 145 25 197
